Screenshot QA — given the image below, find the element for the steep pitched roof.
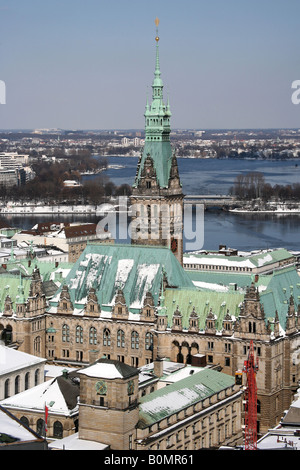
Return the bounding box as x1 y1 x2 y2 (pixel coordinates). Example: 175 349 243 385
49 243 195 313
134 141 174 189
259 265 300 329
0 375 80 416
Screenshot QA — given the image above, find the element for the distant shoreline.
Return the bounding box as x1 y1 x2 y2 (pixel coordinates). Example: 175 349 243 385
229 208 300 214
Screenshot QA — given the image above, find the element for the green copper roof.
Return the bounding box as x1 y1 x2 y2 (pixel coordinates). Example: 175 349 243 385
134 140 174 189
0 274 31 309
49 243 195 312
162 287 244 330
139 368 235 426
185 270 253 290
4 258 73 282
259 265 300 329
184 265 300 331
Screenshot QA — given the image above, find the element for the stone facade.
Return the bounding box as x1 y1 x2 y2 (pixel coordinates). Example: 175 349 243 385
78 360 140 450
76 358 243 450
0 260 299 439
136 383 243 450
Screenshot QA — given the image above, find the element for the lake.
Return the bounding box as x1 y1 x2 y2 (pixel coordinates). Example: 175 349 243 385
2 156 300 252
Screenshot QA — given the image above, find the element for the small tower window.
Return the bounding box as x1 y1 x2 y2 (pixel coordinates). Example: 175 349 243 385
146 181 151 189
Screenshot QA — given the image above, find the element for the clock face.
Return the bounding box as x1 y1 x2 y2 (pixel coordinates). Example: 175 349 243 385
171 238 178 253
128 379 134 396
95 380 107 395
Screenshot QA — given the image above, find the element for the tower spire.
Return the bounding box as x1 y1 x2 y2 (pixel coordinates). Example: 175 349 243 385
155 17 161 78
131 18 184 266
152 17 163 99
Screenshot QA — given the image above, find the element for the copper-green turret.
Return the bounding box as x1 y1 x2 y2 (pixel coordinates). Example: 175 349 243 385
131 19 184 266
133 18 180 191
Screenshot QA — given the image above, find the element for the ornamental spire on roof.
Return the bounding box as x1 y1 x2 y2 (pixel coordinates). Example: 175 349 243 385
132 18 180 189
131 19 184 266
153 18 162 90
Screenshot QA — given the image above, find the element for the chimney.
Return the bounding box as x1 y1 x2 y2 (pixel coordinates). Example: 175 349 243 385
153 358 164 378
89 349 100 364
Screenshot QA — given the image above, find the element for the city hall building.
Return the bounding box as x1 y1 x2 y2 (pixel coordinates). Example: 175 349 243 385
0 21 299 443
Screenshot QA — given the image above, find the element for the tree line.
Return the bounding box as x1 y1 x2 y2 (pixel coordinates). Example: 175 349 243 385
0 153 132 204
230 172 300 201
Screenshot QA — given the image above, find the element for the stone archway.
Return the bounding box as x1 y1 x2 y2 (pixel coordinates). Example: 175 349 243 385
0 324 12 345
181 341 191 364
191 342 199 357
172 340 183 363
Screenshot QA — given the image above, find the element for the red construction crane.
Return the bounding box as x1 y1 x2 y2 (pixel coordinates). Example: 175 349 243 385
243 340 259 450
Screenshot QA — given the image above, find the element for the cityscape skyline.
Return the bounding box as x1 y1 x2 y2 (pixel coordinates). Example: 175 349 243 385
0 0 300 130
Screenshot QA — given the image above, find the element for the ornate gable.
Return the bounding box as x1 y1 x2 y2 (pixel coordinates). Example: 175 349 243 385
84 287 101 317
57 285 73 315
112 288 129 320
140 291 156 322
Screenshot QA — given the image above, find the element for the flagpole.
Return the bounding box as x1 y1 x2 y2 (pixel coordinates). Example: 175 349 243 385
44 402 48 439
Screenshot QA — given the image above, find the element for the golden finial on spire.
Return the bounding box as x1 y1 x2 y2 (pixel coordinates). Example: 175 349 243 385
155 17 160 42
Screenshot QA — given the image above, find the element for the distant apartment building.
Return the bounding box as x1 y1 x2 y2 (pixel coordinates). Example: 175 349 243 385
121 137 143 147
0 152 34 187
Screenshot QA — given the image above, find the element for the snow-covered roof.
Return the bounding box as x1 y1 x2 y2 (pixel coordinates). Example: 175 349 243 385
0 376 79 416
139 368 235 426
78 359 138 380
44 364 77 380
184 248 294 270
0 405 43 445
48 432 108 450
48 243 194 313
0 345 46 377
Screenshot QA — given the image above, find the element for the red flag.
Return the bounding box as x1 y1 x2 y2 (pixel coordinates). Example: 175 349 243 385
44 403 49 433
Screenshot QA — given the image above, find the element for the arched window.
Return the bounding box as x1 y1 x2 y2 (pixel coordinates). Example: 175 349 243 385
76 325 83 344
145 332 153 350
34 369 40 386
34 336 41 354
131 331 139 350
25 372 30 390
62 324 70 342
4 378 10 398
89 327 97 345
257 400 261 414
117 329 125 348
103 328 111 347
53 421 63 439
15 375 20 394
37 418 45 436
20 416 29 428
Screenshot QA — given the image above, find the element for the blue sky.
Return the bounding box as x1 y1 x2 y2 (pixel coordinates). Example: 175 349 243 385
0 0 300 130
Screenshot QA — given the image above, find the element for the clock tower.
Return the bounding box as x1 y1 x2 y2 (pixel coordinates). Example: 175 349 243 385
78 358 139 450
131 18 184 265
